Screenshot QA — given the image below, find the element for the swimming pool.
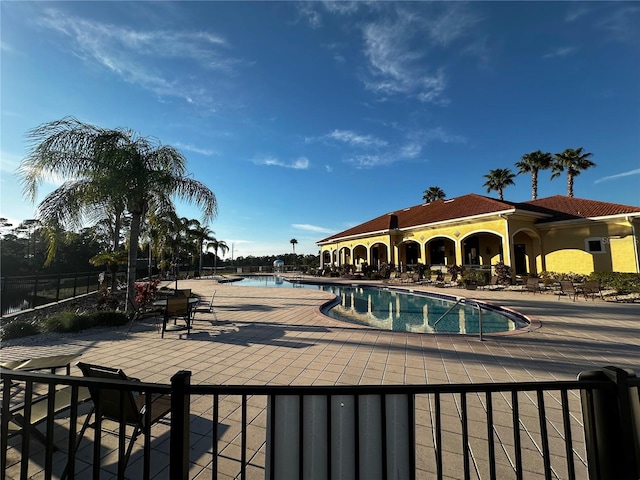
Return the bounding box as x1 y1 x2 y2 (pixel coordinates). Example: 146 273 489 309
232 276 528 335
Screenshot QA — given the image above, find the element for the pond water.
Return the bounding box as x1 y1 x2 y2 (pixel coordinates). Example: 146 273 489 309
232 276 527 335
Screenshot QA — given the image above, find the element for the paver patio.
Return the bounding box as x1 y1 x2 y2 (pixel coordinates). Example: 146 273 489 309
2 277 638 479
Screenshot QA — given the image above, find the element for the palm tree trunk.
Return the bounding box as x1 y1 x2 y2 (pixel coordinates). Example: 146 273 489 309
567 172 574 197
531 169 538 200
126 213 142 312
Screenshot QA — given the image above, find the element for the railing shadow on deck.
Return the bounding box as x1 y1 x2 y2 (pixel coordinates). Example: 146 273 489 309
1 366 638 480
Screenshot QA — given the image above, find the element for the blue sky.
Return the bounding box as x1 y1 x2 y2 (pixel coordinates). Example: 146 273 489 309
1 1 639 258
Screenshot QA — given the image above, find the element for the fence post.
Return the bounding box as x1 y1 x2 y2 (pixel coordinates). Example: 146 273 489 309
55 274 61 302
72 273 77 298
33 273 39 308
170 370 191 480
578 366 639 480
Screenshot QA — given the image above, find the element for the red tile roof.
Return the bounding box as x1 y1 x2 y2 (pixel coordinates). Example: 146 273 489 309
319 194 516 243
524 195 640 222
318 194 640 243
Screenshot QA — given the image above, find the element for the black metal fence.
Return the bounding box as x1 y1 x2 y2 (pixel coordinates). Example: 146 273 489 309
0 272 103 316
1 366 638 480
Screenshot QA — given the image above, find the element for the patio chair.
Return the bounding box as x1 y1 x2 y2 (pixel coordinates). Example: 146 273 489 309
435 273 454 287
582 280 604 300
523 277 541 294
67 362 172 477
193 290 216 315
558 280 580 301
175 288 191 298
161 297 191 338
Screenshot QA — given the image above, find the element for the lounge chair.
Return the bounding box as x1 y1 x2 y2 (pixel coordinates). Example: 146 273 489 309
582 280 603 300
6 385 91 448
66 363 172 478
558 280 580 301
162 297 191 338
435 273 454 287
481 275 503 290
523 277 541 294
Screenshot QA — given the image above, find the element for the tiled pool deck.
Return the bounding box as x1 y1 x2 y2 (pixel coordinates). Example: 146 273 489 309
2 277 639 479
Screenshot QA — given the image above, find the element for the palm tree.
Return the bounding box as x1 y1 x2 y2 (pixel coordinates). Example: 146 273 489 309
551 147 595 197
20 117 218 310
206 238 229 276
190 222 216 276
290 238 298 254
89 249 128 291
515 150 553 200
422 186 446 203
483 168 516 201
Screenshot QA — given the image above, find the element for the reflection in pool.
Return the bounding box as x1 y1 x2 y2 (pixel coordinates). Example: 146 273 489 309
233 276 527 335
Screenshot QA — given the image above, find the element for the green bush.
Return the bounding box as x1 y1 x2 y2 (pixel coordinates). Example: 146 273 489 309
462 269 489 284
44 310 129 334
1 319 41 341
590 271 640 294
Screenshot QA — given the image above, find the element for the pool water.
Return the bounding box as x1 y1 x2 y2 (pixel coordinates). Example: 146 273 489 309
232 276 527 335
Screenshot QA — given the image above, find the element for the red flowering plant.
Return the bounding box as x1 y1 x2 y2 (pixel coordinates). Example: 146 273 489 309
134 280 160 310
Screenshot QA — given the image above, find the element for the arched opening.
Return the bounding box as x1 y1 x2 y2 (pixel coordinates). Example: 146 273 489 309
512 230 541 275
398 240 421 270
461 232 504 269
369 242 389 269
353 245 368 271
426 237 456 267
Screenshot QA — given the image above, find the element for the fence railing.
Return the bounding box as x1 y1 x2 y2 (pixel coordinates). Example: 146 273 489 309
0 272 104 316
1 366 638 480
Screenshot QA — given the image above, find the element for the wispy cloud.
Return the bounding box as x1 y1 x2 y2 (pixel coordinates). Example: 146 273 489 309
594 168 640 184
325 129 387 148
362 18 448 105
175 142 217 156
35 8 242 109
292 223 334 234
596 5 640 45
254 156 310 170
543 46 577 59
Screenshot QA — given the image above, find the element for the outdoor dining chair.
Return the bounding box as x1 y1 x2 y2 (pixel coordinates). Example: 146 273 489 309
64 362 172 478
582 280 604 300
161 297 191 338
558 280 580 301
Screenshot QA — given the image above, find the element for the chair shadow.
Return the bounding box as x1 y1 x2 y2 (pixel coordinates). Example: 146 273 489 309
7 412 228 479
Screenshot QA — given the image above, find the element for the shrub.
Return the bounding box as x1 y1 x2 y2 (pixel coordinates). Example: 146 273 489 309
1 319 41 341
494 262 512 285
44 312 87 333
462 269 489 284
44 310 129 334
589 271 640 294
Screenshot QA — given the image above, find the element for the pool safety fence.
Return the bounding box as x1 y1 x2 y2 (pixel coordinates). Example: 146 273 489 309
1 366 638 480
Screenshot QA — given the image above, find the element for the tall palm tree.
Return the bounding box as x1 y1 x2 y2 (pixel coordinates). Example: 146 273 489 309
515 150 553 200
190 222 216 276
20 117 218 310
483 168 516 201
206 238 229 276
422 186 446 203
551 147 595 197
290 238 298 254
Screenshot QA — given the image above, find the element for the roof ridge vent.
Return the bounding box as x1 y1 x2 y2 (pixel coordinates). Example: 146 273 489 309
444 199 455 203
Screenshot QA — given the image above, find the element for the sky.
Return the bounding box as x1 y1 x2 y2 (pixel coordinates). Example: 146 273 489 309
1 1 639 258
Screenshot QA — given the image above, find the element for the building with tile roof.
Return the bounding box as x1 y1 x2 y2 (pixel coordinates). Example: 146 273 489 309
317 194 640 275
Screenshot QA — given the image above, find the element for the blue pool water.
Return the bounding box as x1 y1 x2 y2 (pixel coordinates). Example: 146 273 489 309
232 276 527 335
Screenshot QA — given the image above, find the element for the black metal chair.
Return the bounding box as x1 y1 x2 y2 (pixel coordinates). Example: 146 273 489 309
65 362 172 478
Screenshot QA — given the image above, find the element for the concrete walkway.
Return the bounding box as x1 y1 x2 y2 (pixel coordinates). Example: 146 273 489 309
2 277 639 479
